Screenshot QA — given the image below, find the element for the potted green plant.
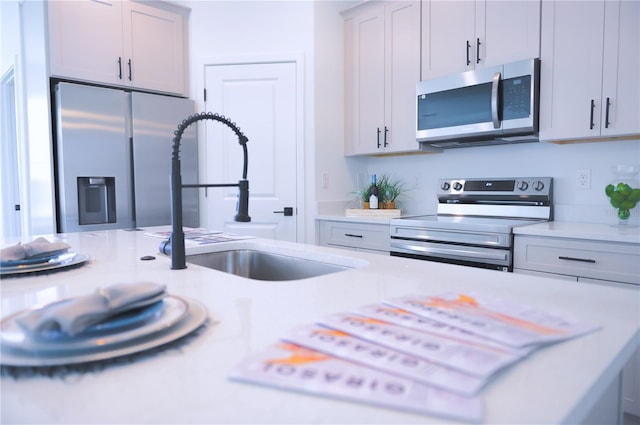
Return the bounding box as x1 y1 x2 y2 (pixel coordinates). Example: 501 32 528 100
353 174 410 209
356 185 371 209
378 174 409 209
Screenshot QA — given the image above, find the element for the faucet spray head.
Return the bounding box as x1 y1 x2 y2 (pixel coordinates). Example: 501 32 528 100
235 179 251 222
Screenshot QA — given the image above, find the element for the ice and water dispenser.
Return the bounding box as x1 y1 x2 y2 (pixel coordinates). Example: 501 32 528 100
77 177 117 225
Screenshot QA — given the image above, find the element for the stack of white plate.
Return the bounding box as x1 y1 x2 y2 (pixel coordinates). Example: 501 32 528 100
0 250 89 277
0 296 207 366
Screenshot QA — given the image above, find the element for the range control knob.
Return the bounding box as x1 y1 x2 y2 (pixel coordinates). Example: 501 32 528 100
518 181 529 191
534 180 545 191
453 181 463 191
440 181 451 191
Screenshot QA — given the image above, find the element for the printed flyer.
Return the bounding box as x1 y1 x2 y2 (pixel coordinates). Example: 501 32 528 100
353 303 534 356
229 291 599 422
319 312 525 378
282 323 486 396
386 292 601 348
229 342 484 423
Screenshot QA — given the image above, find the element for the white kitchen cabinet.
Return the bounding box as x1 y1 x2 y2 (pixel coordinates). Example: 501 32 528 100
514 235 639 285
343 1 421 155
317 219 390 254
421 0 540 80
539 0 640 142
513 233 640 417
48 0 188 96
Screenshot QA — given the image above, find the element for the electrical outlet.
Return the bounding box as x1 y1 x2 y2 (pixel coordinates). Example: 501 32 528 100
576 169 591 190
321 172 329 189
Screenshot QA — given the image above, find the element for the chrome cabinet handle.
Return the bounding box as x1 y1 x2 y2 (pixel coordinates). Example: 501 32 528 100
590 99 596 129
127 59 132 81
344 233 363 238
491 72 501 129
605 97 611 129
118 57 122 79
384 126 389 147
476 38 481 64
466 40 471 66
376 127 381 148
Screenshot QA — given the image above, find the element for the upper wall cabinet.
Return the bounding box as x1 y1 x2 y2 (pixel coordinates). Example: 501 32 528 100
343 1 421 156
421 0 541 80
539 0 639 142
48 0 189 97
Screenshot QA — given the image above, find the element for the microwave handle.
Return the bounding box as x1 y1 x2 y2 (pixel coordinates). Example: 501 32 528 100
491 72 501 129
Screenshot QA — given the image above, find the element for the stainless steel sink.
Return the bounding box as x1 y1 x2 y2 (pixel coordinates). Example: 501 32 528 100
186 249 353 281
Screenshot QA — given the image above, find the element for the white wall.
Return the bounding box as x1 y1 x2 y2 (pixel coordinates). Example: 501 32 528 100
1 0 55 237
0 1 21 76
367 139 640 225
312 1 367 214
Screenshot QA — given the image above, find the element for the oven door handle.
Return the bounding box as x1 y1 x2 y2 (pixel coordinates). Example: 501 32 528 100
391 242 509 261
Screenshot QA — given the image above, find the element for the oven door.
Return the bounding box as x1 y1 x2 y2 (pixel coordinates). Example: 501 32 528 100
390 239 512 272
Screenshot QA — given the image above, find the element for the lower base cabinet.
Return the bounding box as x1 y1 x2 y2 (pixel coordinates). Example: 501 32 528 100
316 219 390 254
514 234 640 417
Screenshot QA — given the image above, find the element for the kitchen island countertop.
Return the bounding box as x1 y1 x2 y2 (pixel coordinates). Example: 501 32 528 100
1 227 638 424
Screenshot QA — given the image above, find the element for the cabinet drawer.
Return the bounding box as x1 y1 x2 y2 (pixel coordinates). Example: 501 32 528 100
318 220 390 253
514 235 640 285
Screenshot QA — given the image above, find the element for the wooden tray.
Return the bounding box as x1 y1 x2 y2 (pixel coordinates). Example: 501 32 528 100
345 208 402 217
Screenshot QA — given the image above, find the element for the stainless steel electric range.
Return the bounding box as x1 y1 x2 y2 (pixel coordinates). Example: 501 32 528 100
389 177 553 271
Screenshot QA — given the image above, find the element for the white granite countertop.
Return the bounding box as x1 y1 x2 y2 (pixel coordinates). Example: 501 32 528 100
1 227 638 424
514 221 640 244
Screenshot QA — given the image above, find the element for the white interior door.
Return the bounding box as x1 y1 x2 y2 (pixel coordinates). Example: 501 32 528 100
204 62 297 241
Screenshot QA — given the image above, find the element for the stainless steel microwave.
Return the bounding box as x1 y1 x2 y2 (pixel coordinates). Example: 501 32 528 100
416 58 540 149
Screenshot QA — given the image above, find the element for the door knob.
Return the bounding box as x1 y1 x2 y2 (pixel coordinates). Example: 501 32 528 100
273 207 293 216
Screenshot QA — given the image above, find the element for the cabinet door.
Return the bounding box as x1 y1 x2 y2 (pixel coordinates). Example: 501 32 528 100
350 4 385 155
48 0 124 86
600 0 640 138
539 1 606 141
123 2 187 96
539 0 639 142
383 1 421 153
477 0 540 68
422 1 475 80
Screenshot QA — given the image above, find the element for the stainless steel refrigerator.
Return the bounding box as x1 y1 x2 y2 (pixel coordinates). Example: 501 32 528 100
54 82 199 233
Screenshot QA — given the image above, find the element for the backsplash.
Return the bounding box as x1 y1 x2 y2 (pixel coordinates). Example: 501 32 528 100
362 138 640 226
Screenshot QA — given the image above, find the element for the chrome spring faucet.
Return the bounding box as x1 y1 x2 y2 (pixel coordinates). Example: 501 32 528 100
159 112 250 269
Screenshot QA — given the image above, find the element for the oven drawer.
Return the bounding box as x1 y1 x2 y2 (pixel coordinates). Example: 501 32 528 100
317 220 390 253
514 235 640 285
